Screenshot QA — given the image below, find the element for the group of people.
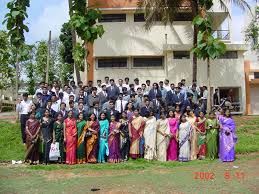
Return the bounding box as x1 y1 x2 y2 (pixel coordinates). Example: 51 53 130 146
16 77 237 165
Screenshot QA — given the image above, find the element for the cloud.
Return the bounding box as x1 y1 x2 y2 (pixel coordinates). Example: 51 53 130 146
28 0 69 43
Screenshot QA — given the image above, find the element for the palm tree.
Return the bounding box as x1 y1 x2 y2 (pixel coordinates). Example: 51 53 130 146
138 0 251 83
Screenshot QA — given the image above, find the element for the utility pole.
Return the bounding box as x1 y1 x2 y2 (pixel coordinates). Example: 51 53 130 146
46 30 51 84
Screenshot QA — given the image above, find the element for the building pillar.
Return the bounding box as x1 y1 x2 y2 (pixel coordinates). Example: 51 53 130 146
86 43 94 82
244 60 251 115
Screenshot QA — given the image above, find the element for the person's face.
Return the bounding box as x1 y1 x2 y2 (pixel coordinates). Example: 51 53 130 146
159 82 163 87
109 102 114 109
102 86 106 91
123 89 127 94
88 82 93 87
182 80 185 85
44 83 48 88
94 103 99 109
118 80 123 85
175 88 179 93
165 80 169 85
51 96 56 102
90 114 95 121
130 85 134 90
146 81 150 86
110 80 114 85
100 113 105 120
145 100 149 106
135 80 139 85
97 81 101 86
128 103 133 109
170 84 175 90
169 111 174 117
23 96 28 101
105 78 109 83
79 82 83 88
57 114 62 121
181 116 186 122
61 104 66 110
69 96 74 101
119 95 123 100
188 96 193 101
47 102 52 107
84 86 88 92
30 113 35 119
225 110 230 117
220 108 224 115
31 104 36 110
70 103 74 108
55 87 60 92
122 112 127 119
79 90 84 96
111 115 115 122
125 79 129 84
78 99 84 104
142 84 146 90
71 82 75 87
40 83 44 88
131 96 135 101
64 86 68 91
79 113 84 120
68 111 73 118
78 104 83 110
37 94 42 99
192 86 196 91
43 88 47 94
53 82 57 87
67 87 72 94
153 84 157 89
176 106 180 112
209 113 215 119
161 114 166 119
45 110 50 117
137 89 142 95
134 110 139 117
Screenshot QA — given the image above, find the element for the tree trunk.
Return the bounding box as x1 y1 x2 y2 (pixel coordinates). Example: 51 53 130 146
15 53 19 99
68 0 81 84
46 31 51 84
192 0 199 83
207 58 211 113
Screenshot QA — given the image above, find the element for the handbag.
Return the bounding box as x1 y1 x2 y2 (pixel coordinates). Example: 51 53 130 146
49 142 60 161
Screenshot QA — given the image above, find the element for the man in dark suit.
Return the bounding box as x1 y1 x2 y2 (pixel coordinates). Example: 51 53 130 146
165 83 175 108
152 94 166 120
140 99 153 117
149 83 162 101
75 89 88 105
172 87 185 108
98 84 109 106
74 102 88 120
106 100 120 121
45 100 56 118
56 102 67 119
181 93 194 114
89 101 101 120
107 79 120 100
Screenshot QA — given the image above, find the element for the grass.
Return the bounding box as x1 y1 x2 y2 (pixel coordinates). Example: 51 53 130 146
0 116 259 162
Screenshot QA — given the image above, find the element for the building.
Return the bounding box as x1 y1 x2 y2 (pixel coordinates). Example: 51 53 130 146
85 0 249 114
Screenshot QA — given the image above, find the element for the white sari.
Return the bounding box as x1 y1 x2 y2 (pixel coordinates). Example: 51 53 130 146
178 122 192 162
156 119 170 162
143 116 157 160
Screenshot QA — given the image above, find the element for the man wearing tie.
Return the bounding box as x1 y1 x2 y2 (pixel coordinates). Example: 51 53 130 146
16 93 32 144
89 102 101 120
115 93 128 113
107 79 120 100
98 84 109 106
106 100 120 121
148 83 162 101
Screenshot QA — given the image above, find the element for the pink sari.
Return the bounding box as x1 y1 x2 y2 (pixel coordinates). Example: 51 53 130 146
167 118 178 161
65 118 77 165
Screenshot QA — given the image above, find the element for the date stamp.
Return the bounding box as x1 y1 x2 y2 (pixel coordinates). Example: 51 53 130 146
194 171 245 180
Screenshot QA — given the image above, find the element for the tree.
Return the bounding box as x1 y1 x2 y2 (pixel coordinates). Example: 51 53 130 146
138 0 251 83
2 0 30 98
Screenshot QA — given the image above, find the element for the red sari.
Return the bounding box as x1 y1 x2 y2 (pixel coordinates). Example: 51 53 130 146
196 117 206 158
85 121 100 163
129 116 145 159
64 118 77 165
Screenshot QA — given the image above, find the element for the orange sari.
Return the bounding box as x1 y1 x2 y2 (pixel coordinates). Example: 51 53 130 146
85 121 99 163
64 118 77 165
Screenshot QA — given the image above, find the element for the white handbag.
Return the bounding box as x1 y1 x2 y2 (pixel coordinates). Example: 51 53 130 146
49 142 60 161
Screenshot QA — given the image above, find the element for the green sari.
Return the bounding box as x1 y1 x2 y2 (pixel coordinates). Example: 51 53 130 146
206 119 219 160
77 120 86 163
53 121 65 162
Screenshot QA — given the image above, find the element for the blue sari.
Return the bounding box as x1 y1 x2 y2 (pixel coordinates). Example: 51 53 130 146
98 119 109 163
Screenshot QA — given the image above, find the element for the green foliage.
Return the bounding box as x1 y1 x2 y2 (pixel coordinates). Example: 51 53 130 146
2 0 30 48
192 15 226 60
245 7 259 51
35 41 48 82
72 43 86 71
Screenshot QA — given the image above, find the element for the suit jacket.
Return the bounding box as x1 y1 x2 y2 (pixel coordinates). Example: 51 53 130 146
140 106 152 117
148 89 162 101
74 109 88 120
166 90 175 107
75 95 88 105
181 99 193 114
107 85 120 100
98 91 109 106
172 93 185 107
106 109 120 122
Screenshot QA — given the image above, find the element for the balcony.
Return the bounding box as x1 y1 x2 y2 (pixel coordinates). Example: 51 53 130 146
212 30 230 41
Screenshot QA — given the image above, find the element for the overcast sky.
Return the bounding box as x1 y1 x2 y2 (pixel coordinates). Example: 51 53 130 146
0 0 256 44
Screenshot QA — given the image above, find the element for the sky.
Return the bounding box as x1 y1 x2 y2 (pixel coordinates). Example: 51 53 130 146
0 0 256 44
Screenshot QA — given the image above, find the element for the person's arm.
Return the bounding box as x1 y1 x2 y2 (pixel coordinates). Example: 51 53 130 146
63 122 66 142
25 123 32 139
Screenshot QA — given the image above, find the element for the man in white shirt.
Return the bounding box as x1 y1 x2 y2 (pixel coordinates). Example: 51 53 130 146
63 86 75 105
122 77 130 91
201 86 208 112
164 79 171 91
96 80 103 94
16 93 32 144
115 93 128 113
50 95 60 113
34 81 45 98
103 76 110 87
134 78 141 92
117 79 124 93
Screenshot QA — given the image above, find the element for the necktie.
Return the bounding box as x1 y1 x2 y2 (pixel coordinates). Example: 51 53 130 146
120 100 123 113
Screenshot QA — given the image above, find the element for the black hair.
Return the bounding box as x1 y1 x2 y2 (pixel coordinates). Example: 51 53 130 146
110 79 114 82
69 100 74 105
125 77 129 81
99 112 107 120
130 94 136 98
92 87 97 91
88 113 97 121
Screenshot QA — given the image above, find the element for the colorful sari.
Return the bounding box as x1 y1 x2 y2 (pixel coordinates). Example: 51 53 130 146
129 116 145 159
143 116 157 160
219 117 237 162
77 120 87 164
167 118 178 161
196 117 206 159
178 122 192 162
64 118 77 165
25 119 40 162
206 119 219 160
187 116 198 160
85 121 99 163
53 121 65 162
156 119 170 162
108 122 121 163
98 119 109 163
119 119 130 161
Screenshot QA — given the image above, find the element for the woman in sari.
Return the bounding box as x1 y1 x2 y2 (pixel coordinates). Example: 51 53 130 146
64 110 77 165
98 112 109 163
126 102 134 120
119 112 130 161
167 110 178 161
174 105 181 121
187 110 198 160
206 111 220 160
40 109 54 165
143 111 157 161
156 111 170 162
25 112 40 164
219 109 237 162
196 111 206 160
53 113 65 163
129 109 146 159
85 113 100 163
108 115 121 163
178 114 192 162
76 112 87 164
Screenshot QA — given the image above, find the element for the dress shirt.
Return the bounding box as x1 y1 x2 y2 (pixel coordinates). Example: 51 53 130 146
16 100 32 115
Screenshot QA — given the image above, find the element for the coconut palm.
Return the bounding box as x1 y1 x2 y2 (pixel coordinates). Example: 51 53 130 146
138 0 252 83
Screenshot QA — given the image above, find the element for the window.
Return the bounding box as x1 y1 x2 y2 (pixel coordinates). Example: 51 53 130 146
174 13 193 21
134 13 145 22
173 51 190 59
99 14 126 23
133 57 163 68
97 58 128 68
219 51 238 59
254 72 259 79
